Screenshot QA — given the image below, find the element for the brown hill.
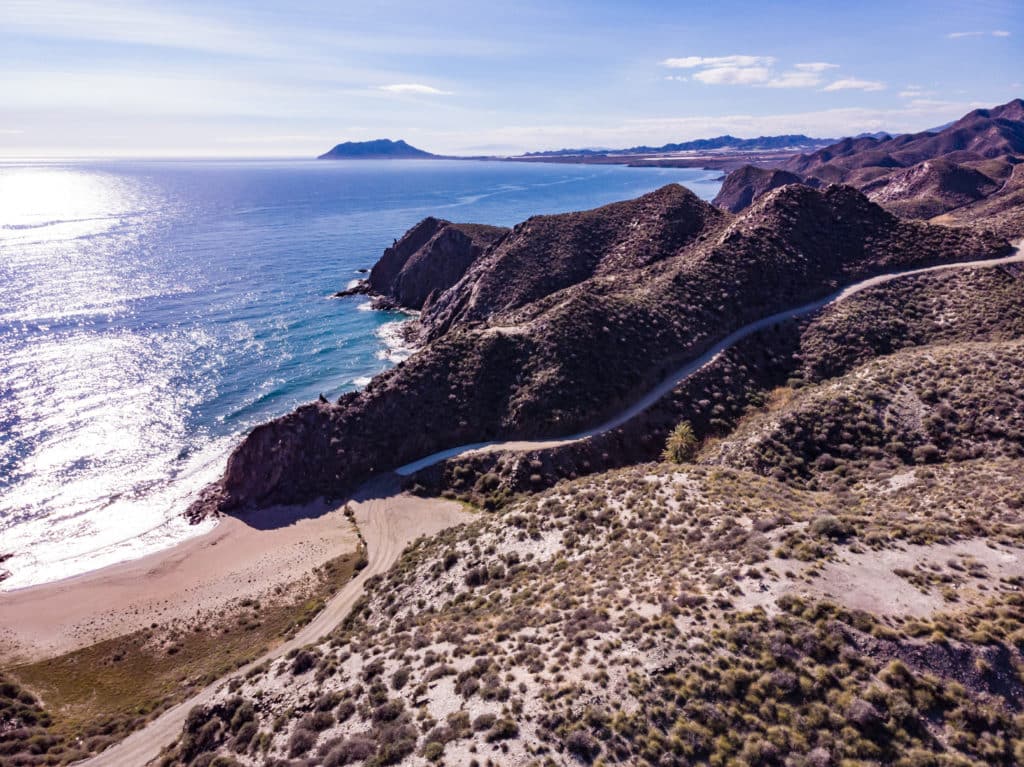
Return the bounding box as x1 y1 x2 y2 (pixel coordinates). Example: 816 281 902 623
364 218 507 310
711 165 813 213
861 158 1001 219
192 184 1008 514
717 98 1024 221
782 98 1024 182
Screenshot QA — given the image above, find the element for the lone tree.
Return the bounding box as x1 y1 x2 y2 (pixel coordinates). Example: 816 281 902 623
663 421 699 463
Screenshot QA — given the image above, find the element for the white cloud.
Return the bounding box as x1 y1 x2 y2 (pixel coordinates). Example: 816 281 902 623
899 86 936 99
794 62 839 72
661 55 774 69
693 66 771 85
663 55 836 89
378 83 452 95
948 30 1010 38
764 70 824 88
823 78 886 92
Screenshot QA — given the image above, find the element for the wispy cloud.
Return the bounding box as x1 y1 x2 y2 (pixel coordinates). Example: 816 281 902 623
764 70 826 88
899 85 936 99
661 55 774 69
694 66 771 85
663 55 837 88
378 83 453 95
823 77 886 92
948 30 1011 39
795 62 840 73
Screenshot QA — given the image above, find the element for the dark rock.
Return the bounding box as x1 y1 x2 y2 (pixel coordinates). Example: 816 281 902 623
712 164 815 212
189 181 1009 516
317 139 437 160
368 217 507 310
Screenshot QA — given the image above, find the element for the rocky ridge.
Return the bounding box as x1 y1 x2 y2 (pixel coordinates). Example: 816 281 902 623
190 183 1009 517
716 98 1024 231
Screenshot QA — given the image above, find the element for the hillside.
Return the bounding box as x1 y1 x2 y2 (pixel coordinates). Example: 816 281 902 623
715 99 1024 232
318 139 438 160
189 183 1008 516
712 165 814 213
152 224 1024 766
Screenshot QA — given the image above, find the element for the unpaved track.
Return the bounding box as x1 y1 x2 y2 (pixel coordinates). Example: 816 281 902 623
80 477 469 767
396 246 1024 475
80 243 1022 765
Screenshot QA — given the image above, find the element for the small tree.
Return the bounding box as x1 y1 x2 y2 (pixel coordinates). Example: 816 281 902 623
663 421 699 463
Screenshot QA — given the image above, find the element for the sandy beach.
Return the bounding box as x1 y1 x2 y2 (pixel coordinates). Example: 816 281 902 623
0 500 360 665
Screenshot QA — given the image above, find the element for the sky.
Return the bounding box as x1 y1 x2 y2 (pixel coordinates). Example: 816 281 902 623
0 0 1021 157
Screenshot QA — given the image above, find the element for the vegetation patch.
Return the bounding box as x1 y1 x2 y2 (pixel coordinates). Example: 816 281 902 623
1 549 364 765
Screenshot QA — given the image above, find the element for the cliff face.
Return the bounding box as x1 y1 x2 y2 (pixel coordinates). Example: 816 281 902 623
420 183 723 336
367 218 508 310
711 165 813 213
196 183 1009 514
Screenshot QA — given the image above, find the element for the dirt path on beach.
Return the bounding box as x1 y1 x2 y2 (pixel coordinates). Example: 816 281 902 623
0 499 363 665
77 478 469 767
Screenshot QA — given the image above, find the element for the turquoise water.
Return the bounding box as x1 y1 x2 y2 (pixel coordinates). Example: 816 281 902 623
0 159 721 588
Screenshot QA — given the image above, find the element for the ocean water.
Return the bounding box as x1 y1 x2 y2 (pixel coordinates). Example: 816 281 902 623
0 159 721 589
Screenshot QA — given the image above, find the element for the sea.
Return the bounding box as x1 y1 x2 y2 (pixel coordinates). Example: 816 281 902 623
0 158 722 590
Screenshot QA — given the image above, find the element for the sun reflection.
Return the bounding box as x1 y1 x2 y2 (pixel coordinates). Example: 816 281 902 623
0 167 133 234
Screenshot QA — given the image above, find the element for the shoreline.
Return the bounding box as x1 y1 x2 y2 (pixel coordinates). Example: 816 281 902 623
0 498 359 665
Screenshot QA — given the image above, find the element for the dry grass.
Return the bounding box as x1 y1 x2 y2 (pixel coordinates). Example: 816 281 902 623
1 550 364 766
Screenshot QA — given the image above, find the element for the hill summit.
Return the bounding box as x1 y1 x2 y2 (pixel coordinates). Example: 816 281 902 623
317 139 437 160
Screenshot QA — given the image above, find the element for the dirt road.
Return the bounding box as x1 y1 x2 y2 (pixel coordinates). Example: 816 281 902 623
79 478 469 767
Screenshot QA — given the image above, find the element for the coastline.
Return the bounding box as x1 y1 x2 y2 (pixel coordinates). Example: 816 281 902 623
0 498 359 665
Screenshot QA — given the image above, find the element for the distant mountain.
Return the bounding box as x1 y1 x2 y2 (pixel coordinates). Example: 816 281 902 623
716 98 1024 236
523 134 835 157
318 139 438 160
781 98 1024 182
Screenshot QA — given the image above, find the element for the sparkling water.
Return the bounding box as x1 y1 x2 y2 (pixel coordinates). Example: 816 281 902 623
0 158 721 589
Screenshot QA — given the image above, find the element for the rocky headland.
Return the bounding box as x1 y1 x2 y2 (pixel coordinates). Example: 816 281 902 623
189 179 1009 518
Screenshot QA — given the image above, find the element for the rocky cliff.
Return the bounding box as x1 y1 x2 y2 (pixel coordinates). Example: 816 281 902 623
711 165 813 213
190 183 1009 515
359 218 508 310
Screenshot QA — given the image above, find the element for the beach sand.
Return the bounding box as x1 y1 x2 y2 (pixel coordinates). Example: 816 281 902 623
0 500 360 665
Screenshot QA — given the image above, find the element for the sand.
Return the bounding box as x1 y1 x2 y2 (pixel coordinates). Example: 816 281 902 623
81 476 471 767
0 498 361 665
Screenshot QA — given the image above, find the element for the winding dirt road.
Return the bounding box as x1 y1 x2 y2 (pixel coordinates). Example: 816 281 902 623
81 243 1022 765
396 246 1024 475
80 478 469 767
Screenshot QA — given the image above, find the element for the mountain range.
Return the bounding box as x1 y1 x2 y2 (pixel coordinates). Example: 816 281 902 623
716 98 1024 237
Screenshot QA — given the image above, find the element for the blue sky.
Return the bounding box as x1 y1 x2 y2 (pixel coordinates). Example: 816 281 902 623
0 0 1020 157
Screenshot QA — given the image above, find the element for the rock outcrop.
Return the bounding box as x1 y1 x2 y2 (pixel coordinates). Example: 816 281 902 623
861 159 1001 219
317 139 438 160
191 183 1010 515
365 218 507 310
711 165 813 212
